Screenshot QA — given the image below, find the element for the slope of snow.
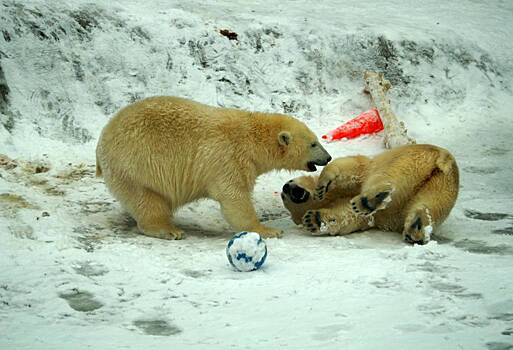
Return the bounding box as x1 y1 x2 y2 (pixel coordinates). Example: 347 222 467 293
1 1 512 349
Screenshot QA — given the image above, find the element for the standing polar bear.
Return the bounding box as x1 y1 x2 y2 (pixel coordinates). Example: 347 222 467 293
96 96 331 240
281 144 459 244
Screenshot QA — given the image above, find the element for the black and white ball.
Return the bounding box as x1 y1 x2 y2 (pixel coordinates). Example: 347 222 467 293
226 232 267 272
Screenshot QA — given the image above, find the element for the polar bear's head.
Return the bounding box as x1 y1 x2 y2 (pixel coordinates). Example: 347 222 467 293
276 117 332 172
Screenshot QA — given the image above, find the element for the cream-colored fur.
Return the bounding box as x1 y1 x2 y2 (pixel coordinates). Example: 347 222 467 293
281 144 459 244
96 96 331 240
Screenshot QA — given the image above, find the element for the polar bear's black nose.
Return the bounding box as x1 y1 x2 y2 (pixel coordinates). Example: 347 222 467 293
312 145 332 166
313 155 332 167
282 182 310 203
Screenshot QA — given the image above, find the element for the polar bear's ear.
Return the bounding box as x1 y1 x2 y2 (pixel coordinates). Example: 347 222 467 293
278 131 292 146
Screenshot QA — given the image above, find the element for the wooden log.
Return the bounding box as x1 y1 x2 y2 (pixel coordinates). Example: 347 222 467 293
363 71 416 148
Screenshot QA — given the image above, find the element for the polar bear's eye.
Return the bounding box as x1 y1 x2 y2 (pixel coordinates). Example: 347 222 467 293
311 143 317 148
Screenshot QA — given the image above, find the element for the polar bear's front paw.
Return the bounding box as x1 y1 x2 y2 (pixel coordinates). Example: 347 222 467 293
351 185 393 215
314 180 332 201
256 226 283 239
302 210 337 235
138 223 184 240
302 210 323 234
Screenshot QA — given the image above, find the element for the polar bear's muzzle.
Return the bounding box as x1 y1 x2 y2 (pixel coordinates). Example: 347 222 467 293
307 155 332 172
307 145 332 171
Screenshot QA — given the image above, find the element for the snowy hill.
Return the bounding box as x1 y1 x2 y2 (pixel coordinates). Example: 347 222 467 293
1 1 512 349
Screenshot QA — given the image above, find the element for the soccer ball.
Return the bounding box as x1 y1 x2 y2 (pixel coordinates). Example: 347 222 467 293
226 231 267 272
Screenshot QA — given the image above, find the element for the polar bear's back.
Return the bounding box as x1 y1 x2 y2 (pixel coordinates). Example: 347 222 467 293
111 96 217 137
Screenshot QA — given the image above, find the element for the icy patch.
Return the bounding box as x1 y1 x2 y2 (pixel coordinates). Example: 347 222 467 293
133 320 182 336
59 290 103 312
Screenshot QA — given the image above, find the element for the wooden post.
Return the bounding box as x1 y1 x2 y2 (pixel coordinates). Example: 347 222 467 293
363 71 416 148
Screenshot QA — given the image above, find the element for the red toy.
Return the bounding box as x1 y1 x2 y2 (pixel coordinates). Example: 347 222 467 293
322 108 384 142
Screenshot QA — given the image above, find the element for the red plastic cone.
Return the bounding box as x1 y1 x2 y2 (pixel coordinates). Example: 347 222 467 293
322 108 384 142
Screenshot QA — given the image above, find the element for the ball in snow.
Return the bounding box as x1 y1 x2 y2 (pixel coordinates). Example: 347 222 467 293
226 231 267 272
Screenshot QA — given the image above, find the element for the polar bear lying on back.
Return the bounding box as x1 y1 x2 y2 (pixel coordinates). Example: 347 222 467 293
281 144 459 244
96 96 331 240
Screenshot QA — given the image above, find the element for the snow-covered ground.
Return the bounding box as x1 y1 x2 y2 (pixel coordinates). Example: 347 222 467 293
1 1 513 349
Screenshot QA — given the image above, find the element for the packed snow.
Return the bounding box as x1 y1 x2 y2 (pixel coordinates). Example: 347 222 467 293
1 1 512 349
